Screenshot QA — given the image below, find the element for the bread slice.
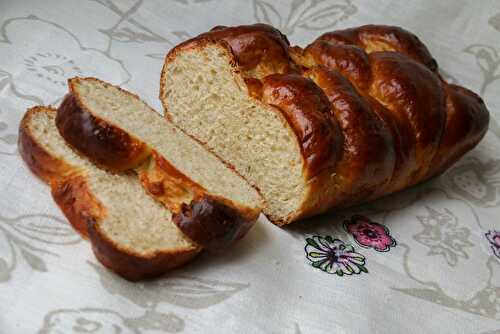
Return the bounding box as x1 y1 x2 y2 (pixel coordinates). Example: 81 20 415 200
19 107 200 281
55 77 262 250
161 38 318 224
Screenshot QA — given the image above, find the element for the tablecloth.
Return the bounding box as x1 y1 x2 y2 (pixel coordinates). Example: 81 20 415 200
0 0 499 333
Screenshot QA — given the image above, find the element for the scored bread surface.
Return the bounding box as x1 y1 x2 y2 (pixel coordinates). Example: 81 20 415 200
160 24 490 225
19 107 200 281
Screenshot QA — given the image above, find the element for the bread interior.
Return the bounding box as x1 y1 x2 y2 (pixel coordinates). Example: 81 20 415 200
162 44 307 220
72 78 261 211
29 110 196 255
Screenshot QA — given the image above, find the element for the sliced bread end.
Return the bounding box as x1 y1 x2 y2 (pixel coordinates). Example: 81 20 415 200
57 77 263 249
19 107 201 281
161 41 310 224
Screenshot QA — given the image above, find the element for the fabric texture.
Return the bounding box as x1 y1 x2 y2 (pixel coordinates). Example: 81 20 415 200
0 0 499 333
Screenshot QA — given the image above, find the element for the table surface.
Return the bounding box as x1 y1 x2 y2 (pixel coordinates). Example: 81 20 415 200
0 1 499 333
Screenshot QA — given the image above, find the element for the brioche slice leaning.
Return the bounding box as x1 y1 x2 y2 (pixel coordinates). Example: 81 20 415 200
19 107 200 281
55 77 263 250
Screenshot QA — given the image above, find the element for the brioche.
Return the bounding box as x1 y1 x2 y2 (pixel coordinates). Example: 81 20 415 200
55 77 262 249
160 24 490 225
19 107 200 281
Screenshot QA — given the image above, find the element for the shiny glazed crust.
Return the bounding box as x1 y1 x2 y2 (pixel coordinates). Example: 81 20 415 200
138 152 260 250
162 24 490 224
173 195 258 252
57 91 151 172
19 107 200 281
56 77 260 250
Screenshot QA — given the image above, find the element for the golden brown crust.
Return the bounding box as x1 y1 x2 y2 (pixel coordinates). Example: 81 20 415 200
181 24 297 78
88 219 200 281
162 23 490 225
57 77 260 250
172 195 259 252
293 44 446 189
138 151 259 251
368 52 446 183
18 107 76 185
261 73 342 178
138 151 206 212
293 41 372 90
51 176 105 238
364 94 415 195
18 107 101 237
57 91 150 172
305 66 395 205
19 106 201 280
426 84 489 177
315 24 438 71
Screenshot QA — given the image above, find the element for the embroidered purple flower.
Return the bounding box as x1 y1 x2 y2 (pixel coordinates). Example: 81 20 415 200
485 230 500 259
305 236 367 276
343 215 396 252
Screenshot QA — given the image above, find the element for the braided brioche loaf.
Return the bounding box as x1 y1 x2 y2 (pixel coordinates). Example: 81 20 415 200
160 24 489 225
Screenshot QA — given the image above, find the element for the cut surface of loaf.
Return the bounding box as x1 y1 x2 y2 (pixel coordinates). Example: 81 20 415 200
161 24 490 225
56 77 262 249
19 107 199 281
164 43 308 222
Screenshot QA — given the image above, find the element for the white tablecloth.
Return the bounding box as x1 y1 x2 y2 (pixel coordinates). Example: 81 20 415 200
1 1 499 333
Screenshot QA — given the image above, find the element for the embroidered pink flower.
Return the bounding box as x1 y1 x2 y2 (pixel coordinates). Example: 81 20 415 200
343 215 396 252
485 230 500 259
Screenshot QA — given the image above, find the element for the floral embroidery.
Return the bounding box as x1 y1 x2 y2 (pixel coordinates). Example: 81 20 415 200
0 16 128 104
305 236 367 276
485 230 500 259
0 213 81 282
414 206 473 267
39 308 184 333
443 157 500 208
253 0 357 35
343 215 396 252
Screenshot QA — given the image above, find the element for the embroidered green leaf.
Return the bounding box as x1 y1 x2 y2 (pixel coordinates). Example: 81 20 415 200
359 264 368 273
311 259 327 268
306 237 321 250
344 244 355 252
308 252 326 258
